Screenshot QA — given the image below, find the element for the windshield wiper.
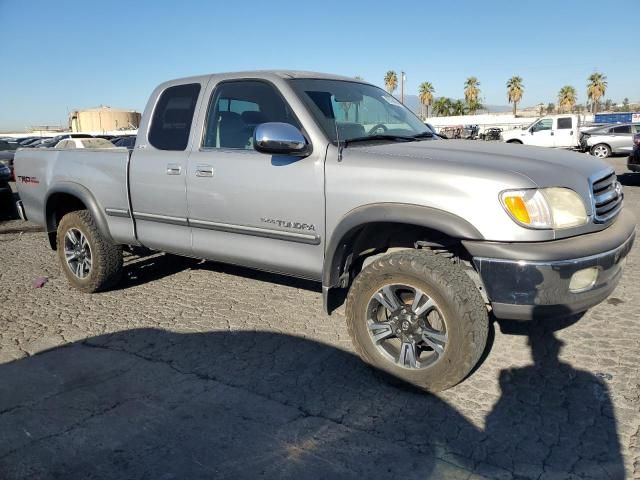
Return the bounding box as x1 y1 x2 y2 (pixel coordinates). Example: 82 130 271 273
412 132 435 139
342 134 417 146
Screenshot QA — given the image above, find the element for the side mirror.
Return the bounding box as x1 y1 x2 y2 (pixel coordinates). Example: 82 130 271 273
254 122 310 156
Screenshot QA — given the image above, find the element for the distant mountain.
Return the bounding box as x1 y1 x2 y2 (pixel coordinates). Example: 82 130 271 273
400 94 511 114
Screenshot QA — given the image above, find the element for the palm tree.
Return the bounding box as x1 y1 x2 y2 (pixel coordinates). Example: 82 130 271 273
587 72 607 114
384 71 398 94
546 102 555 114
558 86 577 113
623 97 630 111
418 81 435 118
464 77 480 113
432 97 453 117
506 76 524 116
452 100 466 116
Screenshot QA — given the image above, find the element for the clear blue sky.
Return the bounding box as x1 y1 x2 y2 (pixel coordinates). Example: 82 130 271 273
1 0 639 131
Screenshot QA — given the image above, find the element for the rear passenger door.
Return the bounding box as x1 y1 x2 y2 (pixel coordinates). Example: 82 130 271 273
129 82 204 254
186 79 326 280
553 116 576 148
610 125 633 153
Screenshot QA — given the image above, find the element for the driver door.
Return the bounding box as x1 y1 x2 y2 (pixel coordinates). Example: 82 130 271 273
527 118 554 147
186 79 326 280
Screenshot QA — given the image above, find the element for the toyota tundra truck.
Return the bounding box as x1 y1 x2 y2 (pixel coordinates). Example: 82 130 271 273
14 71 636 391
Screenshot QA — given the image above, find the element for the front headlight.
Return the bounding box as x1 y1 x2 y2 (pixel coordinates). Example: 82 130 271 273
500 187 588 229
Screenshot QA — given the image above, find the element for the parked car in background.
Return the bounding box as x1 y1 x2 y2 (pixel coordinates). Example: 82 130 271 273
55 138 115 149
111 135 136 149
17 136 43 145
39 133 94 148
0 161 12 216
501 114 581 148
628 133 640 172
0 140 17 180
580 123 640 159
481 127 502 141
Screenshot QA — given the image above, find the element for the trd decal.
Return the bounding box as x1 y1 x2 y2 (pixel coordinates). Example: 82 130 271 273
17 176 40 185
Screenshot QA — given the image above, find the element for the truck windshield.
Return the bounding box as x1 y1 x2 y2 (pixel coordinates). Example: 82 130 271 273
289 79 431 143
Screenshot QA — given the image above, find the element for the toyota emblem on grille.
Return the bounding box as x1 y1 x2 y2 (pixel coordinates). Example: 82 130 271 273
614 182 622 196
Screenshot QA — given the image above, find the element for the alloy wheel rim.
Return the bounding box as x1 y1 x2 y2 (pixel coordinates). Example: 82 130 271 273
593 146 608 158
366 284 448 369
63 228 92 279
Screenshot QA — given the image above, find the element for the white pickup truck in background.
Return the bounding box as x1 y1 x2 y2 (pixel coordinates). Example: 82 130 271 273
500 114 582 148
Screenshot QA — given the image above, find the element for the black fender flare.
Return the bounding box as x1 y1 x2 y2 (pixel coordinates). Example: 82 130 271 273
44 182 114 247
323 203 483 290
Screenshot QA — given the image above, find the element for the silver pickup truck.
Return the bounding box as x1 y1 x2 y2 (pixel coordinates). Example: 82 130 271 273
15 71 636 391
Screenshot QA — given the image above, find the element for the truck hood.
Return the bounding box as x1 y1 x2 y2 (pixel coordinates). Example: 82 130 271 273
346 139 609 188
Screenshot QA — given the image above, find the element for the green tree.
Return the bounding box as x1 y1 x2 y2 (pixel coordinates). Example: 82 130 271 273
432 97 453 117
464 77 481 113
587 72 607 114
506 76 524 116
418 81 435 118
452 99 467 116
558 86 577 113
546 102 555 114
623 97 630 112
384 71 398 94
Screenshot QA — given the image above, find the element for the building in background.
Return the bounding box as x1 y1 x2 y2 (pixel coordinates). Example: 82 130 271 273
69 106 141 133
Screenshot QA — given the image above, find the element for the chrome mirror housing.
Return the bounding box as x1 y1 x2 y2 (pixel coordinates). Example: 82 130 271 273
254 122 310 156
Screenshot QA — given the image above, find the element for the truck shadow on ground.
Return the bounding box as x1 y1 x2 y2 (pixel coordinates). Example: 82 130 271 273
0 320 624 479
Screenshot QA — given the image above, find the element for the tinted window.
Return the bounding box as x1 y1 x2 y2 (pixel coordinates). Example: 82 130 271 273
203 81 300 149
612 125 631 134
532 119 552 132
149 83 201 151
557 117 572 129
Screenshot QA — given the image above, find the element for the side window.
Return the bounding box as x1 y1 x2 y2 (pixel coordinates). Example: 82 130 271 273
203 80 300 149
633 125 640 134
612 125 631 134
532 119 552 132
557 117 572 129
149 83 201 151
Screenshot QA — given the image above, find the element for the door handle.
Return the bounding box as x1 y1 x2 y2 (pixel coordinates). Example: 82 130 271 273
550 132 554 136
195 165 214 177
166 164 182 175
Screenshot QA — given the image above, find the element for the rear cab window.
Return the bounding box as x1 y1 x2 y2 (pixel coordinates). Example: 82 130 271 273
149 83 201 151
557 117 572 129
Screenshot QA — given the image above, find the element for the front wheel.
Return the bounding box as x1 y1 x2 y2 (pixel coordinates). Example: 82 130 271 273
56 210 123 293
591 143 611 159
345 250 489 392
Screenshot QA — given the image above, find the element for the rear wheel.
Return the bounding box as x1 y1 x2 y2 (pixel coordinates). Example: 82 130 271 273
345 250 489 392
56 210 122 293
591 143 611 158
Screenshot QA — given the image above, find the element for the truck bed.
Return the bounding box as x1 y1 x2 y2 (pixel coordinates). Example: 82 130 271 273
14 147 134 243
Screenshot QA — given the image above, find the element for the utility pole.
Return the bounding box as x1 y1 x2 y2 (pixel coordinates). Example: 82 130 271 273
400 71 406 104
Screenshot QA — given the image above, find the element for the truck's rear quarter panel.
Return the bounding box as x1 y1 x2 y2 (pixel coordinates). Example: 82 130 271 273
14 148 135 244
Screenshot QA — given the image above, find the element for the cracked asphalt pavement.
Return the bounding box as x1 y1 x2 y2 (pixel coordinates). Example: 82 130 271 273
0 157 638 479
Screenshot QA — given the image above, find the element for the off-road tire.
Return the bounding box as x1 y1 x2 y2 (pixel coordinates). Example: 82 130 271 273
56 210 122 293
345 250 489 392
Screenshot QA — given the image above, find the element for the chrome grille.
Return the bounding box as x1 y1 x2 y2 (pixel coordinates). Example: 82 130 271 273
591 170 623 223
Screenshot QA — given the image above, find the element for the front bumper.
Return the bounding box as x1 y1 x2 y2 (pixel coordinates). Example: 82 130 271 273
463 210 636 320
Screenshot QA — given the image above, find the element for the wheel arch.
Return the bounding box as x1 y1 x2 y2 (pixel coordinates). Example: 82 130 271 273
45 182 113 250
506 139 523 144
322 203 484 313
